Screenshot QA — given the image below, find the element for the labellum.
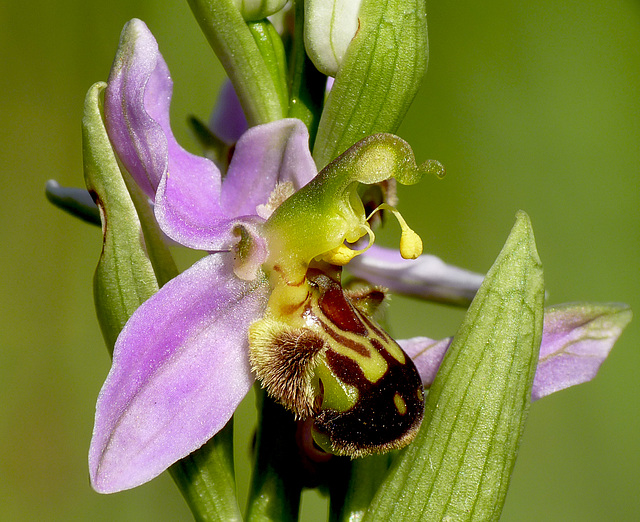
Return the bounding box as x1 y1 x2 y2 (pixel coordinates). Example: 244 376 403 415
250 263 425 457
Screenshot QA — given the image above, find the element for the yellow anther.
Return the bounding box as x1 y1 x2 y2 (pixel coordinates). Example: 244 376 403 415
319 244 361 265
370 203 424 259
399 228 423 260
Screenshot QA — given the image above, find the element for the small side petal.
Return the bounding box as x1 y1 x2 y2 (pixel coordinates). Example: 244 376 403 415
401 303 631 400
532 303 632 400
398 337 451 388
348 245 484 306
154 167 233 251
220 119 317 218
89 253 269 493
155 120 315 252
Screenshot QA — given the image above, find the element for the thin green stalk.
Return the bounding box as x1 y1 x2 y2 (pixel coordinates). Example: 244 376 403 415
170 420 243 522
287 0 326 149
120 168 178 287
329 453 392 522
187 0 287 125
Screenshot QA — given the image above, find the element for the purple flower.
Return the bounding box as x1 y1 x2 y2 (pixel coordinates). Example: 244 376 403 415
93 19 430 492
90 19 630 494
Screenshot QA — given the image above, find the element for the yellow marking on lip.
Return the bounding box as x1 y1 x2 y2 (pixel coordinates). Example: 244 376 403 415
394 393 407 415
315 360 359 413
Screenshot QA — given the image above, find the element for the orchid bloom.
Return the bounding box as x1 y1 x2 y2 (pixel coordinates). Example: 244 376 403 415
89 19 631 495
91 19 440 493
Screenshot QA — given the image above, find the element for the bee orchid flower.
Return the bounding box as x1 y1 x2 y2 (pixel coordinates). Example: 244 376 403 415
90 19 442 493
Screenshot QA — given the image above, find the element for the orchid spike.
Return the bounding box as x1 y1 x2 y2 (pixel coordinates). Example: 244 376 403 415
89 20 627 497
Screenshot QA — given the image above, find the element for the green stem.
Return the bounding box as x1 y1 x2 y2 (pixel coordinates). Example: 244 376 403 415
170 420 243 522
329 454 392 522
287 0 326 149
246 389 302 522
247 20 289 116
187 0 287 125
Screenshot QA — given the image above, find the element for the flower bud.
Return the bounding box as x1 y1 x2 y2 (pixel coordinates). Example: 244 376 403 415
233 0 288 21
304 0 363 77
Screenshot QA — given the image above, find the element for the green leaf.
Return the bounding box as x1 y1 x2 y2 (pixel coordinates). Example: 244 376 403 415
313 0 429 168
363 211 545 521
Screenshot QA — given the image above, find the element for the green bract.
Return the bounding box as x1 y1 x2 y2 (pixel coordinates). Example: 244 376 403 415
364 211 545 521
187 0 288 125
313 0 429 168
82 82 161 353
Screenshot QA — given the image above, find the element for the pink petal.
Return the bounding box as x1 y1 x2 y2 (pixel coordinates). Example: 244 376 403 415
349 245 484 306
89 253 269 493
400 303 631 400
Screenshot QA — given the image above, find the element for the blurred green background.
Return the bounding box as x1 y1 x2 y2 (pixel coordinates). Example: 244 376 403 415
1 0 638 520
